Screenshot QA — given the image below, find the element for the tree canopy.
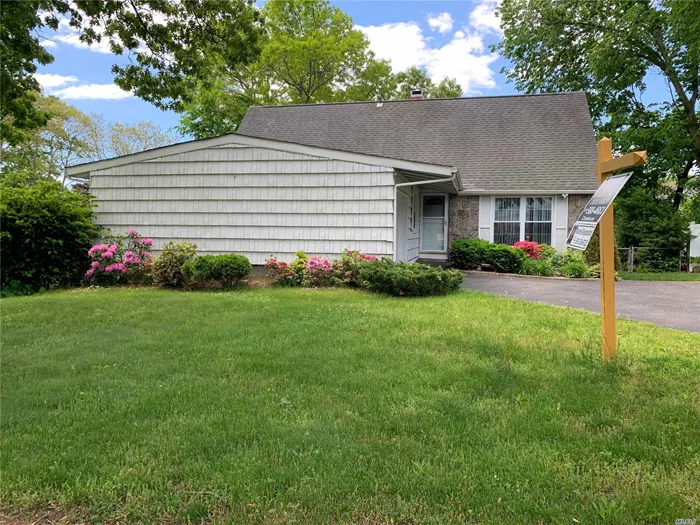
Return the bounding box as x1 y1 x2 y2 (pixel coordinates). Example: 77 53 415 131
0 0 262 145
177 0 464 139
1 96 175 183
496 0 699 214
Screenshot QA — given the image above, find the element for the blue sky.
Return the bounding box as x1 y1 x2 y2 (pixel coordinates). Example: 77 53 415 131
34 0 670 137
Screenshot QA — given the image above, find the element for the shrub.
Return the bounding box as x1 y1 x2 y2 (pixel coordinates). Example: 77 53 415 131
513 241 543 260
520 259 555 276
587 263 601 278
331 249 378 286
560 261 589 278
215 253 252 285
86 242 127 285
538 244 557 262
357 260 464 297
122 230 154 284
0 179 99 295
85 230 154 285
265 254 301 286
290 250 309 277
485 244 527 274
551 248 586 269
449 238 491 269
152 241 197 287
303 255 334 287
182 253 251 288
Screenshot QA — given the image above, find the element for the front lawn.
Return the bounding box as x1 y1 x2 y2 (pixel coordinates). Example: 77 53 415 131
618 271 700 281
2 288 699 523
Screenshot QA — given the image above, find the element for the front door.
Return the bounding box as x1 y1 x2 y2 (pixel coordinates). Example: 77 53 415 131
421 195 447 252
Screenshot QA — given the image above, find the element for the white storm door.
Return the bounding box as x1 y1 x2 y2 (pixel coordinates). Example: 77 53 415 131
421 195 447 252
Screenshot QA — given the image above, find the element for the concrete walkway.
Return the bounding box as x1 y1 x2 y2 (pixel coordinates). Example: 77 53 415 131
462 272 700 333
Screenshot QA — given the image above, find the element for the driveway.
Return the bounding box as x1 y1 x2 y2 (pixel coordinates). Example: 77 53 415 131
462 272 700 333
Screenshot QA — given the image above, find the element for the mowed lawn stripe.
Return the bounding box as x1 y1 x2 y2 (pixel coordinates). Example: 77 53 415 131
1 288 699 523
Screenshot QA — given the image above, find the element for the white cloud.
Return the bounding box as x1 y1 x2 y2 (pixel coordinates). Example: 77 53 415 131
35 71 132 100
35 73 78 89
359 22 427 73
469 0 502 35
50 83 133 100
357 22 498 95
39 39 58 49
424 32 498 92
427 12 453 33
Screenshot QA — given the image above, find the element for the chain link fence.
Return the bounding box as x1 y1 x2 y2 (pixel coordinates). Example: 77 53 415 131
617 247 689 273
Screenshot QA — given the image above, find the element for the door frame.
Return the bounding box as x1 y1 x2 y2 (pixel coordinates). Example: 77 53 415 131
420 192 449 254
396 191 410 262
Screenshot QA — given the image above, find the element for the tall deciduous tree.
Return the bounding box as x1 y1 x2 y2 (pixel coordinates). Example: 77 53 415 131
495 0 700 209
260 0 369 104
395 67 434 100
81 115 175 162
495 0 699 210
178 0 381 138
1 96 92 179
1 96 175 183
429 77 464 99
0 0 262 145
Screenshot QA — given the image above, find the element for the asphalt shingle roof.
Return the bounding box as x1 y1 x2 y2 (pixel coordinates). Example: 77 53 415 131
238 92 598 193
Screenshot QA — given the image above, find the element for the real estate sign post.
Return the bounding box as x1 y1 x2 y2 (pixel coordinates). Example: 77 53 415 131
572 138 646 360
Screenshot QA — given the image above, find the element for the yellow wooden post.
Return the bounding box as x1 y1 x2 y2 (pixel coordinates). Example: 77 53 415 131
596 138 616 359
590 139 646 360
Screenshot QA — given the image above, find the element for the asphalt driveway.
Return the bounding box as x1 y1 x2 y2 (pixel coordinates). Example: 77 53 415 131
462 272 700 333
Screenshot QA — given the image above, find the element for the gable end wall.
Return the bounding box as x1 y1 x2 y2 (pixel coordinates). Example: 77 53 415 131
90 144 396 264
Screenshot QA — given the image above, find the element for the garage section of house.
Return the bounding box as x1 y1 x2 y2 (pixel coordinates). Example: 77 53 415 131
67 91 598 264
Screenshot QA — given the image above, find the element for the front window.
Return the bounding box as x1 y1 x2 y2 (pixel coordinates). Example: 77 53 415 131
493 197 521 245
525 197 553 244
494 196 553 245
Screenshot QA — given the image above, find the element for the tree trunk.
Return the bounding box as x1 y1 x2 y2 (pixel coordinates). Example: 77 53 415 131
672 158 696 210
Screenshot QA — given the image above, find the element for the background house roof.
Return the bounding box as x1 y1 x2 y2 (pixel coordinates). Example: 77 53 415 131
238 92 598 193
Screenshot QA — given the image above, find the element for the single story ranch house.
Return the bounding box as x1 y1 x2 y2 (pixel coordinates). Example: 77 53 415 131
66 91 598 264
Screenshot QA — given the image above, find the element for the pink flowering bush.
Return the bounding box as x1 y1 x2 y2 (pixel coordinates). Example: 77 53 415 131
85 229 153 285
266 249 380 288
303 255 334 287
265 255 300 286
265 251 311 287
513 241 543 260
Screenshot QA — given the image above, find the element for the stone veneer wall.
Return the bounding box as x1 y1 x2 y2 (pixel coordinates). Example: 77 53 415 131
567 194 590 233
448 195 479 246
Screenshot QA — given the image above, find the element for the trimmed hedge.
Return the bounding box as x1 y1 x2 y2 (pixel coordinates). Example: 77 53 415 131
450 238 527 274
357 260 463 297
449 238 491 270
182 253 252 288
486 244 528 274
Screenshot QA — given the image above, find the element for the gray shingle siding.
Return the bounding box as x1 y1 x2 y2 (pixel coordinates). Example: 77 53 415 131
238 92 598 194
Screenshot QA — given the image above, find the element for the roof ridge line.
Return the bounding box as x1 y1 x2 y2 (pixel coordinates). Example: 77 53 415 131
248 91 587 110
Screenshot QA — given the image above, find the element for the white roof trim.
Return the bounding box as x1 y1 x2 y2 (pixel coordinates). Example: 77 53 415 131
459 189 596 195
65 133 455 179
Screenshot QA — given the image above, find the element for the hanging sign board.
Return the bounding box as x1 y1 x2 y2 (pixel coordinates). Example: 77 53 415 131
566 172 633 251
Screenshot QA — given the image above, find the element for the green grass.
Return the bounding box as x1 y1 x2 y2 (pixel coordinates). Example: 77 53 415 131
2 287 699 524
618 271 700 281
